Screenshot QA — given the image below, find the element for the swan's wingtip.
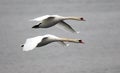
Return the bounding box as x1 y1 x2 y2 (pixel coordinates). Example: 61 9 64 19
76 31 80 34
66 44 70 46
23 49 31 52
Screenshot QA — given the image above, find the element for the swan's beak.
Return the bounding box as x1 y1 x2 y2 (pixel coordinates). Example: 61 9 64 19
79 40 85 44
32 25 40 28
80 18 86 21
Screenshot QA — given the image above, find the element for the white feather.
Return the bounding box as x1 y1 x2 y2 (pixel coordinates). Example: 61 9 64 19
23 36 43 51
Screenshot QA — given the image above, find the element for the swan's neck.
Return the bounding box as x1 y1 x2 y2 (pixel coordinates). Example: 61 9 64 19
63 17 80 21
58 38 80 43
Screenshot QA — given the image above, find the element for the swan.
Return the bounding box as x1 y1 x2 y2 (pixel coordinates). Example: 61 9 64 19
21 34 84 51
30 15 85 33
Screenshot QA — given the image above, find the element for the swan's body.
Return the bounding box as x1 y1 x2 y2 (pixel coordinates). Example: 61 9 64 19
21 34 84 51
31 15 85 33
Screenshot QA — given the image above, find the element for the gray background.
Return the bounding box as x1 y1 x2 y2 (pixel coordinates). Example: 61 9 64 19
0 0 120 73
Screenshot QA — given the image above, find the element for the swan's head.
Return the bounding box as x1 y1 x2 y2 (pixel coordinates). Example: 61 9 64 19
80 17 85 21
79 40 84 44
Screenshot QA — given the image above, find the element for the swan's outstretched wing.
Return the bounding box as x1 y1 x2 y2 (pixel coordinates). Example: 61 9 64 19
57 41 69 46
23 36 43 51
56 21 78 33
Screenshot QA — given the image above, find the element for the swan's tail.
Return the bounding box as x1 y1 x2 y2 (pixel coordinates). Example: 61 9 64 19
21 44 24 47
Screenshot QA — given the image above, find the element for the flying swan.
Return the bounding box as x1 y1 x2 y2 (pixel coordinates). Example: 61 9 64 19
30 15 85 33
21 34 84 51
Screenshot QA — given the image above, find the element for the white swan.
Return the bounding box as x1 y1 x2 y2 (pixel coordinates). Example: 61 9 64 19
21 34 84 51
30 15 85 33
